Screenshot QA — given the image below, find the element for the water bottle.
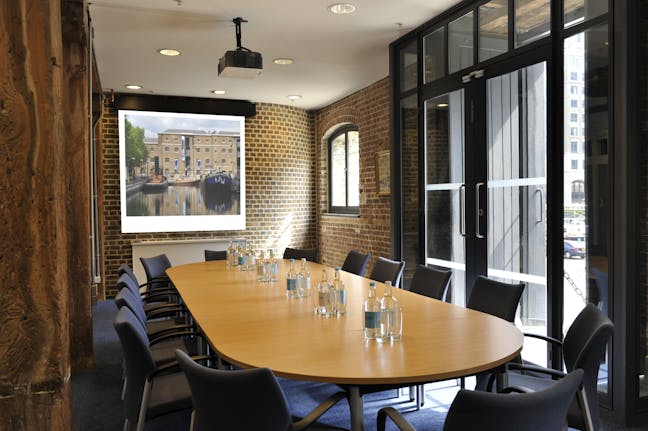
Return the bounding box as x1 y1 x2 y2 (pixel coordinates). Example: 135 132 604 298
333 267 346 316
229 241 239 267
226 240 235 267
286 259 298 299
316 269 331 316
364 282 382 340
380 281 399 340
257 250 267 282
246 243 256 271
297 258 311 299
237 242 247 270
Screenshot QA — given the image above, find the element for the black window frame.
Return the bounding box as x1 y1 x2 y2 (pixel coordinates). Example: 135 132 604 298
328 125 360 215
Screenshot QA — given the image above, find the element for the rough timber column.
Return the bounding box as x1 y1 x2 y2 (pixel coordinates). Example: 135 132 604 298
0 1 72 429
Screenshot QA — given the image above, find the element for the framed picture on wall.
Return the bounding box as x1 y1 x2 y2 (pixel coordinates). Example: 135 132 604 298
375 149 390 196
118 109 246 233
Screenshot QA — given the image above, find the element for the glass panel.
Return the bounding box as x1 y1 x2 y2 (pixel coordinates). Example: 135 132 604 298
479 0 508 62
399 39 418 92
424 27 445 83
564 0 607 28
563 24 611 395
330 134 346 207
515 0 550 47
487 62 547 367
347 131 360 206
401 95 420 288
449 12 474 74
425 91 466 305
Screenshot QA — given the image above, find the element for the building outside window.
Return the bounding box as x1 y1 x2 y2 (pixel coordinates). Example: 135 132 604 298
329 125 360 214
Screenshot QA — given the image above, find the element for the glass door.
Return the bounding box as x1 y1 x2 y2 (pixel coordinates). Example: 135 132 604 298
424 90 467 305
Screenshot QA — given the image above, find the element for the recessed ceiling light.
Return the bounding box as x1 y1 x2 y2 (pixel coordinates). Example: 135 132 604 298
287 95 302 101
328 3 356 14
124 84 142 90
158 48 181 56
273 58 294 65
211 90 226 95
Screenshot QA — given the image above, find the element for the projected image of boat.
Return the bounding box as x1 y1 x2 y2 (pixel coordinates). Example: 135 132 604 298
201 172 234 211
142 174 168 193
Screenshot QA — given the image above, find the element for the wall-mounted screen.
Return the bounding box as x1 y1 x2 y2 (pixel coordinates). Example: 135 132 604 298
119 109 245 233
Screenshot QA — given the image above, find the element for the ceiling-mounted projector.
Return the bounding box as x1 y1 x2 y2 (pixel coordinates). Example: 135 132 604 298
218 17 263 79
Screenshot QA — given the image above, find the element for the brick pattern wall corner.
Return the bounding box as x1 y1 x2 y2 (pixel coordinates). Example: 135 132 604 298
100 99 316 297
314 78 393 273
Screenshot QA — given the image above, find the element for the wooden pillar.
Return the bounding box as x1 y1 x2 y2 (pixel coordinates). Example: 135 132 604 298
62 0 93 371
0 1 71 429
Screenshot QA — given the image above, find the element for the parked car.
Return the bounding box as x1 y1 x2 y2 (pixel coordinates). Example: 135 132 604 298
564 240 585 258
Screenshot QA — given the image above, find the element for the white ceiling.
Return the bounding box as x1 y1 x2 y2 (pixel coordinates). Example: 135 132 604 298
89 0 459 110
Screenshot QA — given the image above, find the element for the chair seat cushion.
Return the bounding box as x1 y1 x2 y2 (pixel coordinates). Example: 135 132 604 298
146 372 193 420
151 337 200 366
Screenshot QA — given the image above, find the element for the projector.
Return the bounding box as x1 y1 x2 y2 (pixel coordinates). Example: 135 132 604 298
218 50 263 78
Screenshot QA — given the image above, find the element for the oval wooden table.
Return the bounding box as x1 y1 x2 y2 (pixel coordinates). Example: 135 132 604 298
167 260 523 431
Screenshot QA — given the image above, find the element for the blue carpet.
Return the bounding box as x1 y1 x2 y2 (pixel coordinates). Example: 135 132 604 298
71 301 451 430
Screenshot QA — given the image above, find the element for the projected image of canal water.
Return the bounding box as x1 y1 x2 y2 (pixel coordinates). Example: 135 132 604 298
126 183 240 216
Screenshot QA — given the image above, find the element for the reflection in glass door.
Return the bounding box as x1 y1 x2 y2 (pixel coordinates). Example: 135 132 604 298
486 62 548 366
424 91 466 305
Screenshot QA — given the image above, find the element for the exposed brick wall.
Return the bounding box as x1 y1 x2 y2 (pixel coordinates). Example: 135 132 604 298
314 78 392 273
100 98 315 297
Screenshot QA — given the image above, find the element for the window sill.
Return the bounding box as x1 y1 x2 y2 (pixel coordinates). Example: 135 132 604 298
322 213 361 223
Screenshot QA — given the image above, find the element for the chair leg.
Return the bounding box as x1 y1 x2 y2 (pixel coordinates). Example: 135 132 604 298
123 419 129 431
121 377 127 400
576 387 595 431
189 410 196 431
135 379 152 431
418 384 425 408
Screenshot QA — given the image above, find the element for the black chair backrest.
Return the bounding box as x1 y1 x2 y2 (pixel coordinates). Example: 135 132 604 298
114 306 156 424
467 276 525 322
341 250 371 276
140 254 172 290
117 263 139 285
369 257 406 288
114 285 148 329
204 250 227 261
409 265 452 301
283 247 318 263
562 303 614 429
176 350 292 431
443 369 584 431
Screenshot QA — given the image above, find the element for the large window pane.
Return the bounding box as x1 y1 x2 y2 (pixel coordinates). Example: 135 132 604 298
449 12 474 74
564 0 607 28
479 0 508 62
331 135 347 207
424 27 445 83
515 0 550 47
347 131 359 206
399 40 418 92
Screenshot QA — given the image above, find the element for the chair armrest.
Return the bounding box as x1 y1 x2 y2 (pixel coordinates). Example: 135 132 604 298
140 289 177 300
148 329 202 346
147 323 195 341
500 385 535 394
145 305 185 320
376 407 416 431
290 391 347 431
505 363 568 380
523 332 563 348
148 354 214 379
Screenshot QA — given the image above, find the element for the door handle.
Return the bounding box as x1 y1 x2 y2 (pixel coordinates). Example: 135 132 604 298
475 182 484 239
459 184 466 237
535 188 544 223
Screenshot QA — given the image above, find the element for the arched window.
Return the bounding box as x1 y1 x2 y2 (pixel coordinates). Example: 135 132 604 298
571 180 585 203
329 125 359 214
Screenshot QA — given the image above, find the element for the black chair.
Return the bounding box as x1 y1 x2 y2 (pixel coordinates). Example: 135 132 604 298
114 306 207 431
377 369 584 431
341 250 371 276
465 276 525 391
408 265 452 300
204 250 227 261
175 349 346 431
283 247 318 263
140 254 173 291
369 256 406 288
116 273 179 315
495 303 614 431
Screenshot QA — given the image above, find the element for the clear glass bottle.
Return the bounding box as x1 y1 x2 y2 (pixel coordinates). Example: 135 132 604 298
267 249 278 282
246 243 256 271
297 258 311 299
286 259 298 299
380 281 399 340
257 250 267 282
237 242 247 270
229 241 238 267
226 240 234 267
333 267 346 316
364 282 382 341
316 269 331 316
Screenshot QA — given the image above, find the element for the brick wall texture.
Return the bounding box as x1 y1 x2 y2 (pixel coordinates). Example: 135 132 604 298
100 78 393 297
101 100 317 297
314 77 393 274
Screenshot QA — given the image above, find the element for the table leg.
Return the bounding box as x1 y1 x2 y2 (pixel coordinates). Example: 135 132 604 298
348 386 364 431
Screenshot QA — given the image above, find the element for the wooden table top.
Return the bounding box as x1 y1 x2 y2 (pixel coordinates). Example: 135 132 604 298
167 260 523 385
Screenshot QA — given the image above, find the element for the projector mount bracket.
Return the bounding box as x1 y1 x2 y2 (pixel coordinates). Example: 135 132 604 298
233 17 251 52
